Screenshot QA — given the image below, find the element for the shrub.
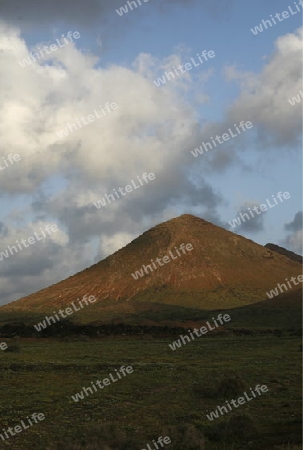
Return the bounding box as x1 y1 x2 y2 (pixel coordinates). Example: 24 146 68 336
216 375 246 398
206 414 257 443
4 344 21 353
45 423 205 450
161 424 205 449
192 382 217 399
193 374 246 400
44 425 138 450
225 414 258 441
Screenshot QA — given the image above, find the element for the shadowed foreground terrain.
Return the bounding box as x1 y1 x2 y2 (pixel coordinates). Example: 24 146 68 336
0 334 302 450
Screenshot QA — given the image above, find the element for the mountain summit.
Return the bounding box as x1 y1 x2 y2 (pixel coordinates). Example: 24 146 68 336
1 214 301 320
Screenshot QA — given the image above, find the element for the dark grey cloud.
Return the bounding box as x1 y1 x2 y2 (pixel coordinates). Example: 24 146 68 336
285 211 302 232
282 211 303 255
0 243 59 277
0 0 233 31
0 233 93 305
0 0 114 28
232 202 265 234
187 121 253 174
31 164 224 246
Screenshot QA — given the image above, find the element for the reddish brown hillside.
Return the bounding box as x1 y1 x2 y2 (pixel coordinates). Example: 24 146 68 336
1 214 302 315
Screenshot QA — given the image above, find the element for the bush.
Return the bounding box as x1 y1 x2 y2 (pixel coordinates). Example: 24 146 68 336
193 374 246 400
161 424 205 449
216 375 246 398
45 423 205 450
4 344 21 353
225 414 258 441
192 382 217 399
206 414 257 443
45 425 137 449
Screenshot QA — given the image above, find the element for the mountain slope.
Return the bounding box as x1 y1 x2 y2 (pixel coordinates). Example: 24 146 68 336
0 214 302 323
265 243 303 264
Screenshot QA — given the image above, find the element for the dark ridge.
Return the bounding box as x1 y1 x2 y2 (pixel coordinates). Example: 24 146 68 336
265 243 303 264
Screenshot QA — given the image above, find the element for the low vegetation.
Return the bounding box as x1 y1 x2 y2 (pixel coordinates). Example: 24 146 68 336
0 334 301 449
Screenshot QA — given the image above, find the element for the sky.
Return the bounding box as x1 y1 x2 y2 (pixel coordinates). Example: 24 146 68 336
0 0 302 305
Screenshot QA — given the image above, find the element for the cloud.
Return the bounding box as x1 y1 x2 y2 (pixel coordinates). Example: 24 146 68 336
224 27 303 147
282 211 303 255
0 0 234 30
0 24 219 204
189 27 303 175
285 211 303 232
0 220 94 305
95 232 136 262
231 201 265 233
0 1 115 28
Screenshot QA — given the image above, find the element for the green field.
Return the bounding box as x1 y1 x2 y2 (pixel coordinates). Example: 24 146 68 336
0 334 301 450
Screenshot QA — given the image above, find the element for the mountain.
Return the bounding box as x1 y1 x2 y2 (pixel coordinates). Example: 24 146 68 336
265 243 303 264
0 214 302 326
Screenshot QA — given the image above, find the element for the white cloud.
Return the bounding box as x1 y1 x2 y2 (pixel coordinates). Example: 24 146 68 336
97 232 136 259
225 27 303 146
0 24 198 194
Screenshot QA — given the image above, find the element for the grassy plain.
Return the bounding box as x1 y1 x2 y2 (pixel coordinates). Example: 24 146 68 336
0 334 301 450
